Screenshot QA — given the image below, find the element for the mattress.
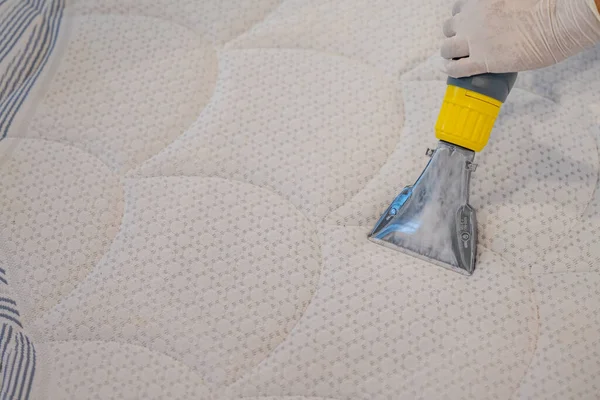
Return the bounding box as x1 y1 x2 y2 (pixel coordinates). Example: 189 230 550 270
1 0 600 398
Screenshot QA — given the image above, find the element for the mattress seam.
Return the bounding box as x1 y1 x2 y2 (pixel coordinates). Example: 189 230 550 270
527 113 600 274
1 136 115 171
65 3 283 48
27 175 125 326
323 82 405 223
219 224 325 393
33 175 325 393
221 1 285 49
509 281 542 399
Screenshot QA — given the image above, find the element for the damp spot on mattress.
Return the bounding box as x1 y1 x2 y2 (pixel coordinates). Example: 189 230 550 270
225 226 538 400
327 79 598 270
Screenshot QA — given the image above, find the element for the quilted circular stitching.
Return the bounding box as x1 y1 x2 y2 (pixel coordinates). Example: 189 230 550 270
47 341 210 398
4 0 600 397
0 138 124 323
33 177 322 389
329 80 598 271
68 0 282 45
225 227 537 400
135 49 404 221
20 15 218 174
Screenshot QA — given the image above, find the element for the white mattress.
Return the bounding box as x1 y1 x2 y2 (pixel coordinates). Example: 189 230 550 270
1 0 600 398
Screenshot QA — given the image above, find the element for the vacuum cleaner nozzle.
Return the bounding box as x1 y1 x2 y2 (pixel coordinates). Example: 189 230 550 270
369 73 517 276
369 141 477 276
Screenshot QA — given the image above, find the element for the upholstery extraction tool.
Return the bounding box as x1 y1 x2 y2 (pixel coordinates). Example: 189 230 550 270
369 73 518 276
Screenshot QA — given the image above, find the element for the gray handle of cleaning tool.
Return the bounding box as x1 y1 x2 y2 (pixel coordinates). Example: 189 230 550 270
447 73 518 103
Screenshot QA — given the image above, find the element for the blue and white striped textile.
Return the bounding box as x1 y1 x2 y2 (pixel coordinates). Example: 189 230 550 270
0 0 65 138
0 0 65 397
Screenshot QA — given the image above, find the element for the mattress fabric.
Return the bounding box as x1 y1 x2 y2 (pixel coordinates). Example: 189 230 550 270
1 0 600 399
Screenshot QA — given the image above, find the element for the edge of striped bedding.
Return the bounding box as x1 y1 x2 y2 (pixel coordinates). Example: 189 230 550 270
0 0 65 138
1 0 66 398
0 267 36 400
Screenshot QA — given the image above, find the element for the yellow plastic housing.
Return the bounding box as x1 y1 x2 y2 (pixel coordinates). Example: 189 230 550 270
435 85 502 152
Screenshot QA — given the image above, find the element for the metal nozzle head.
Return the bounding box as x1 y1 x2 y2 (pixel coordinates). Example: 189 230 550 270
369 141 477 275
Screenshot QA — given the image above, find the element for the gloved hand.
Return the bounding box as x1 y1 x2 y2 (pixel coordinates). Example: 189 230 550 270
441 0 600 78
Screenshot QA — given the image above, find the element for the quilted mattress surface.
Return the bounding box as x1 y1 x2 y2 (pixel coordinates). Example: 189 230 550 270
1 0 600 399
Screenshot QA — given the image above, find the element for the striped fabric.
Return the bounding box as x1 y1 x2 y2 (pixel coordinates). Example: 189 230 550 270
0 0 65 138
0 1 66 396
0 268 36 400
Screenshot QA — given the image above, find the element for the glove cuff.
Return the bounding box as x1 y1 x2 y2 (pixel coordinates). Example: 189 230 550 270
586 0 600 22
571 0 600 45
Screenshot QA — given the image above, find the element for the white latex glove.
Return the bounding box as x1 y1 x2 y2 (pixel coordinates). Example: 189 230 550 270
441 0 600 77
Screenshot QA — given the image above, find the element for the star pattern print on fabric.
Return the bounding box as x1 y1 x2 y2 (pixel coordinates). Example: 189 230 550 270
2 0 600 398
